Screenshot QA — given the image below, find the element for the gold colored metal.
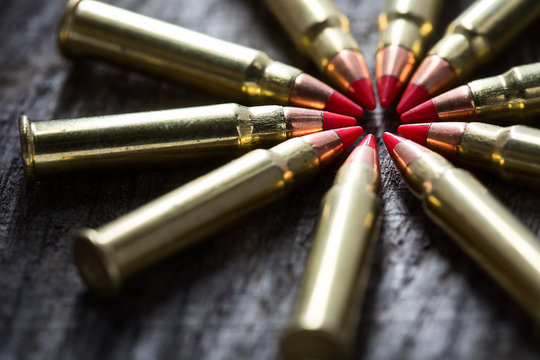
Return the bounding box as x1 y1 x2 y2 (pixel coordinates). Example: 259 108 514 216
262 0 360 72
459 122 540 185
72 131 345 296
280 141 380 360
19 104 327 182
58 0 303 105
469 62 540 124
429 0 540 80
395 142 540 321
378 0 442 56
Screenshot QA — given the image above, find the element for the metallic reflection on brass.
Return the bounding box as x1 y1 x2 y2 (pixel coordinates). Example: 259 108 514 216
378 0 442 56
394 144 540 321
18 104 331 182
281 139 381 360
58 0 303 105
72 131 346 296
429 0 540 81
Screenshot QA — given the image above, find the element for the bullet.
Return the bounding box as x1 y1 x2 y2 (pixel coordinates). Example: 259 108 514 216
399 122 540 186
376 0 442 107
280 135 380 360
396 0 540 114
401 62 540 124
72 127 364 296
18 104 356 183
263 0 376 110
383 132 540 321
58 0 363 117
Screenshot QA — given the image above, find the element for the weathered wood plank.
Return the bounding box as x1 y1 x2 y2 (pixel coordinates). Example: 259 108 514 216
1 0 539 359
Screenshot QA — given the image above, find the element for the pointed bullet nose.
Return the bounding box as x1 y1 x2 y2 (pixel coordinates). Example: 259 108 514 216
358 133 377 149
398 123 432 146
321 112 357 130
396 83 430 114
401 100 438 123
382 132 405 154
326 91 364 117
377 75 402 108
348 78 377 110
335 126 364 151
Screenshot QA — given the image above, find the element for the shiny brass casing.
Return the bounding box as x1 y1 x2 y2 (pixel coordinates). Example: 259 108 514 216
18 104 326 182
378 0 442 56
263 0 359 72
72 133 343 296
459 122 540 185
469 62 540 124
58 0 302 105
397 145 540 321
281 146 381 360
429 0 540 80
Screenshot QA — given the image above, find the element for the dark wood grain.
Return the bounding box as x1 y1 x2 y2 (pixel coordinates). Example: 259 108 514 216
1 0 540 359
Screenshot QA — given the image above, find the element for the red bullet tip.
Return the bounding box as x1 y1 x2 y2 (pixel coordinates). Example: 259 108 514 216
326 91 364 117
396 83 430 114
347 78 376 110
358 133 377 149
398 123 432 146
377 75 402 108
382 132 405 154
401 100 438 123
335 126 364 151
321 111 357 130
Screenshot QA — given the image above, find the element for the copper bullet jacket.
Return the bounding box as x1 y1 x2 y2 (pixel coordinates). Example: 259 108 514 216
391 140 540 321
429 0 540 81
18 104 327 182
281 138 380 360
59 0 301 105
72 130 348 296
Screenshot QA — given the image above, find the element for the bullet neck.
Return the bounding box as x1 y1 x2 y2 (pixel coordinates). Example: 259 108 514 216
459 122 502 163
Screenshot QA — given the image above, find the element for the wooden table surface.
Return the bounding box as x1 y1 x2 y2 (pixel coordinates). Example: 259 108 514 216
1 0 540 359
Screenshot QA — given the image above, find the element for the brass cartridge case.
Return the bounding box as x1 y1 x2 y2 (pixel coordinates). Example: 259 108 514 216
378 0 442 56
18 104 328 182
394 142 540 321
429 0 540 80
72 130 350 296
468 62 540 124
281 138 380 360
429 122 540 185
263 0 359 72
58 0 302 105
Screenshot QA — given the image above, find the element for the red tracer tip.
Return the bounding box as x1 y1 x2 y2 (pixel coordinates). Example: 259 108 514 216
347 78 376 110
358 133 377 149
377 75 402 108
398 123 432 146
335 126 364 151
396 83 430 114
382 132 405 154
401 100 438 123
325 91 364 117
322 112 357 130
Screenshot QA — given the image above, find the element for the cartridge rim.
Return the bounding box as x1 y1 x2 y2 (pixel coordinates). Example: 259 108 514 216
57 0 83 57
280 327 347 360
72 229 122 297
18 115 36 184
